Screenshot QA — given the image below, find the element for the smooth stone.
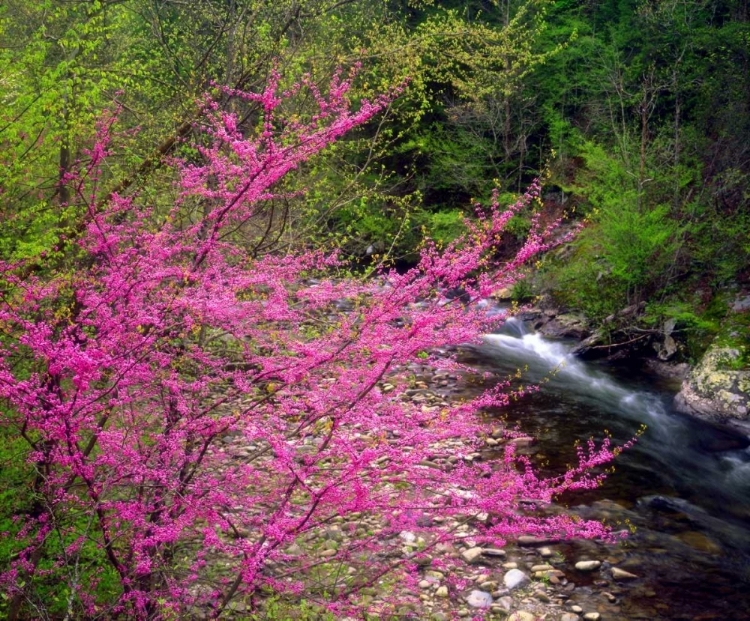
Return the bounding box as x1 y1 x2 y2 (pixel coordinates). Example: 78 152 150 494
583 614 601 621
571 605 583 613
611 567 638 580
482 548 507 557
575 560 601 572
319 549 337 557
503 562 519 569
419 580 431 589
435 586 449 598
508 612 536 621
461 546 484 564
496 596 514 611
531 564 554 572
465 590 493 608
399 531 416 543
561 615 580 621
509 436 535 448
539 546 554 558
517 535 548 545
504 568 530 589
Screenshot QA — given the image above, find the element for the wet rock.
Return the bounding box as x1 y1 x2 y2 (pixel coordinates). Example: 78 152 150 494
676 530 723 554
537 313 591 340
509 437 536 448
611 567 638 580
465 590 493 608
504 568 530 589
574 560 601 572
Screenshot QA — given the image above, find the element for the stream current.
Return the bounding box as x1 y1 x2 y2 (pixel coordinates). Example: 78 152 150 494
467 315 750 619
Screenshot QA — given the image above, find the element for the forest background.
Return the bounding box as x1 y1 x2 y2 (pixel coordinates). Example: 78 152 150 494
2 0 748 346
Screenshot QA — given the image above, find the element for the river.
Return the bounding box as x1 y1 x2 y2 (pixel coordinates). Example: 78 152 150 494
465 315 750 620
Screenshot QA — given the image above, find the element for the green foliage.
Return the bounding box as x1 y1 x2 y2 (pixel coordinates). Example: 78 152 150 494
424 208 466 245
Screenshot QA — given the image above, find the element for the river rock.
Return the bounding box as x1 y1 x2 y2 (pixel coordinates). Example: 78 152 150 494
517 535 549 545
574 560 601 572
530 564 554 572
611 567 638 580
482 548 506 557
435 585 449 598
675 337 749 424
461 547 484 564
537 312 591 340
465 590 493 608
503 568 530 589
560 614 580 621
583 614 601 621
508 612 536 621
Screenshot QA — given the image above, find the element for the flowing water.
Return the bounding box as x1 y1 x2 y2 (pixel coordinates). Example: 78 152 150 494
467 315 750 619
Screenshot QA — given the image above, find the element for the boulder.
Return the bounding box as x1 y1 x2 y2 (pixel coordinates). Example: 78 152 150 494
537 313 591 340
675 343 750 424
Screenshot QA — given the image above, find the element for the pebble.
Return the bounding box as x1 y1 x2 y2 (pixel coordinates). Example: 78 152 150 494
531 564 554 572
583 614 601 621
503 562 519 569
571 605 583 613
611 567 638 580
508 612 536 621
504 568 530 589
539 546 554 558
461 547 484 564
465 590 493 608
419 580 431 589
495 596 513 611
435 586 449 598
560 614 580 621
508 436 535 447
574 560 601 572
482 547 506 557
517 535 549 545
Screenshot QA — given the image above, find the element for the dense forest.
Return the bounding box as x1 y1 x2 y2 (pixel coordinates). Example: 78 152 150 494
1 0 749 619
2 0 748 347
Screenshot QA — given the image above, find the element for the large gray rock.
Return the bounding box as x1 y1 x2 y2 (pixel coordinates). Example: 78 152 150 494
537 313 591 340
675 343 750 424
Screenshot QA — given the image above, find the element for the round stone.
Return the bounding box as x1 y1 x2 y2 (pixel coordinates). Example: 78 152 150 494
465 590 493 608
503 568 530 589
574 560 601 572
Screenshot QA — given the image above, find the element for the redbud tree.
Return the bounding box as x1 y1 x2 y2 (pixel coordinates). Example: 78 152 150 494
0 69 624 620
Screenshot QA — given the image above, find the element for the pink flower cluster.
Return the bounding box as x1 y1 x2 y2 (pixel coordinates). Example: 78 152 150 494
0 70 626 620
